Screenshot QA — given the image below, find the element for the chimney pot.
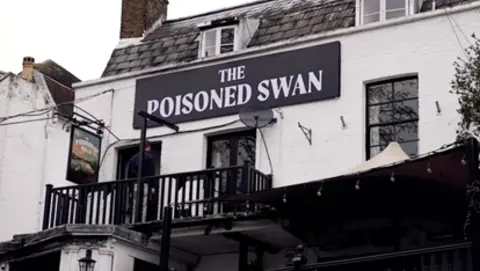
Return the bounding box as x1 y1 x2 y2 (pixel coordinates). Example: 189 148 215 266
22 56 35 82
120 0 169 39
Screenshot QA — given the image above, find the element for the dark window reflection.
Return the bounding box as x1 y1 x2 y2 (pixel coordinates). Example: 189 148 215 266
220 28 235 54
367 77 419 159
207 130 256 196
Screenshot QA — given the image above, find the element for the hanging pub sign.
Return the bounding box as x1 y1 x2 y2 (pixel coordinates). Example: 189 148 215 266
133 41 341 129
66 125 102 184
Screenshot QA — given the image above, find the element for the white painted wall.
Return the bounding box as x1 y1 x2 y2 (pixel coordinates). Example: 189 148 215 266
112 239 187 271
74 4 480 189
0 72 74 241
0 3 475 270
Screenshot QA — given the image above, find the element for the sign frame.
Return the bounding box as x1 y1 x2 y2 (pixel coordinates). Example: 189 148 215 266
133 41 341 129
65 125 102 184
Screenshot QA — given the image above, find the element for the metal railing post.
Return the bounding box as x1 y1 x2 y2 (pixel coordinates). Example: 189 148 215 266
42 184 54 229
135 117 147 223
159 206 173 271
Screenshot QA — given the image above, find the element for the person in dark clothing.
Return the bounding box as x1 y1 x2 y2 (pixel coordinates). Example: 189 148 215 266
123 141 159 221
125 140 156 179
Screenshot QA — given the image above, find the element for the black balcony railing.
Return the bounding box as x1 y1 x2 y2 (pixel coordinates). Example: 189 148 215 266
42 164 272 229
273 242 472 271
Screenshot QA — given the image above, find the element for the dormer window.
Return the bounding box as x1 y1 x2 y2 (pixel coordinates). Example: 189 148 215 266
360 0 418 25
198 17 240 58
202 26 236 57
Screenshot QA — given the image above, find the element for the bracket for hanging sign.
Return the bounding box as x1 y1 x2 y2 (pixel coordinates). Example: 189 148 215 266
298 122 312 145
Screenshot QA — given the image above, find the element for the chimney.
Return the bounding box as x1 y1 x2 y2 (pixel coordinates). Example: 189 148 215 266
120 0 169 39
22 57 35 82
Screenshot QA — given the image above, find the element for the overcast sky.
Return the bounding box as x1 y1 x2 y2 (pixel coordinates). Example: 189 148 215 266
0 0 256 81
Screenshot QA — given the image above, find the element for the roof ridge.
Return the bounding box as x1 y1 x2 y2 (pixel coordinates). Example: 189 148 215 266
164 0 275 23
39 72 74 92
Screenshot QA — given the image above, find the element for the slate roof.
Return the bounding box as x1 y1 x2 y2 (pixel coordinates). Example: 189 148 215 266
35 60 81 88
28 60 80 117
102 0 476 78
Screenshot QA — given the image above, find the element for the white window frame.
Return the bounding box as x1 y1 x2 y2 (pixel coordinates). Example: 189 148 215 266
359 0 417 25
200 26 238 58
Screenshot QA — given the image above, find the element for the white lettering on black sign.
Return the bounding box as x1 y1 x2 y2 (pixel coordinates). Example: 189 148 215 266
146 66 323 119
133 42 341 128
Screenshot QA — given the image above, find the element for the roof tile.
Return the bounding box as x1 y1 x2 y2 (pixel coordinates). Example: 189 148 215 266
102 0 476 77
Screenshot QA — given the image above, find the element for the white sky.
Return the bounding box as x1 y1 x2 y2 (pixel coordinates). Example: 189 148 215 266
0 0 257 81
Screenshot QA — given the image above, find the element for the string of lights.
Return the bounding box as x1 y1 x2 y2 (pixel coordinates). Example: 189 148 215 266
280 139 466 204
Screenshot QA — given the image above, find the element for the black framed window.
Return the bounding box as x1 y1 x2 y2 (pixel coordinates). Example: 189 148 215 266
206 130 256 168
366 76 419 159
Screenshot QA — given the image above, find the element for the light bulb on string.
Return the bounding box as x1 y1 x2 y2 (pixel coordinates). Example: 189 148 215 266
427 162 432 174
390 172 395 183
461 155 467 166
283 193 287 203
355 180 360 190
316 182 324 196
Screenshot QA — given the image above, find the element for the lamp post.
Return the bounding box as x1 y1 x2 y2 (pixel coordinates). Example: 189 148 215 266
78 249 96 271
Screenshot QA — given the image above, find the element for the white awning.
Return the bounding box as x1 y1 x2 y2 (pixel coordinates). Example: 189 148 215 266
343 141 410 176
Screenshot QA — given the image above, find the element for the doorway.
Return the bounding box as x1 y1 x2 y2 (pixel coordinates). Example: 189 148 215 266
203 130 256 214
115 141 162 222
116 142 162 180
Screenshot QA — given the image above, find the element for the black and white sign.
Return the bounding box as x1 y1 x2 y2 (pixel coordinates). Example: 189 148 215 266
133 41 341 129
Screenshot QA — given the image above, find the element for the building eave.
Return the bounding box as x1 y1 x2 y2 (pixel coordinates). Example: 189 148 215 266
73 0 480 90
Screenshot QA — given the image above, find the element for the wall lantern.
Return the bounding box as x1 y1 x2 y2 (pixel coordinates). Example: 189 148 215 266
78 249 96 271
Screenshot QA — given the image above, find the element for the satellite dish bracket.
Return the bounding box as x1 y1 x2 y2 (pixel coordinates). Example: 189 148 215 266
298 122 312 145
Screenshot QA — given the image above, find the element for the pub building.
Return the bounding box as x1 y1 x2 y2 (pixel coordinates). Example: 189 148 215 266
1 0 480 270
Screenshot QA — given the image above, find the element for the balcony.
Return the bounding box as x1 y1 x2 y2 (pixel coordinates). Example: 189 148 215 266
42 164 272 229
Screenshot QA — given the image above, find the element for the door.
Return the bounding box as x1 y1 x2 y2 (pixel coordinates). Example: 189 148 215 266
204 130 256 213
115 142 162 223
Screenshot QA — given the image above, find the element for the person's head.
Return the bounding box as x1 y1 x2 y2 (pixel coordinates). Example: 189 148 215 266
144 140 152 152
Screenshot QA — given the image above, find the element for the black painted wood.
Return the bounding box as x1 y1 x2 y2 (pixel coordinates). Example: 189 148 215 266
41 165 271 229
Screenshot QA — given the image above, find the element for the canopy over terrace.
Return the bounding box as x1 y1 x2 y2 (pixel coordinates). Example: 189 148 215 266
227 139 478 259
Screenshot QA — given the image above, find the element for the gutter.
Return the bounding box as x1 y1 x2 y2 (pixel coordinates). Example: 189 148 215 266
73 1 480 90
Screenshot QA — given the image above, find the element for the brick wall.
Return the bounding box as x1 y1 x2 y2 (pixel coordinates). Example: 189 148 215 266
120 0 168 39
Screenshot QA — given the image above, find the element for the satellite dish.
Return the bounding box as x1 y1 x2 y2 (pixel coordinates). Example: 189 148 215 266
239 105 276 128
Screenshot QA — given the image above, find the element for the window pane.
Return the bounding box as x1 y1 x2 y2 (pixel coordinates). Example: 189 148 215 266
386 9 406 19
370 125 394 146
205 30 216 47
220 28 234 45
393 78 418 100
400 141 418 157
393 99 418 121
369 103 393 125
368 82 393 104
394 122 418 143
363 13 380 24
386 0 406 10
237 136 256 165
370 146 386 158
210 140 231 168
364 0 380 14
204 46 216 57
220 45 234 54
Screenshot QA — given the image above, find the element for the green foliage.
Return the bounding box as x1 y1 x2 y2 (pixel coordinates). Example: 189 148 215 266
451 34 480 140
